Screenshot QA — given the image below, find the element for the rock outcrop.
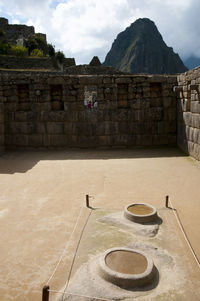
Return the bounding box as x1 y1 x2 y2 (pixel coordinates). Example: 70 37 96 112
103 18 188 74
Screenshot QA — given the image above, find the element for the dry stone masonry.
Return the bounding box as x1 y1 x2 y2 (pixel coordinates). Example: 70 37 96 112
177 67 200 161
0 67 200 162
0 71 177 150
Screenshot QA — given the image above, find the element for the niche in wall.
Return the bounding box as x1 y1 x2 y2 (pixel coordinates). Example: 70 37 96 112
117 84 129 108
150 82 162 96
17 84 30 111
50 84 64 110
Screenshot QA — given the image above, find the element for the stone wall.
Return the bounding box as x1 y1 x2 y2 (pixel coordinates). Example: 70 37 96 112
0 71 177 149
0 99 4 152
0 56 75 70
177 67 200 160
0 17 35 44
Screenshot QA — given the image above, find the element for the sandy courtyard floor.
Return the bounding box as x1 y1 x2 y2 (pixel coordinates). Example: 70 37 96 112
0 147 199 301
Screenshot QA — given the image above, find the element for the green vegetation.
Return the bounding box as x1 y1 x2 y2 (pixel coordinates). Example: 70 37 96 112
30 48 44 57
0 29 66 65
11 45 28 57
25 34 48 55
48 43 55 57
0 42 9 55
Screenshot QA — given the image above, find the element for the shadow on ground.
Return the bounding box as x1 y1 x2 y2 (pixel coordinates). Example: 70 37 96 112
0 146 187 174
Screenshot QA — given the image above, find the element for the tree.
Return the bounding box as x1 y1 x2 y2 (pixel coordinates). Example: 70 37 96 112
25 34 48 55
48 43 55 57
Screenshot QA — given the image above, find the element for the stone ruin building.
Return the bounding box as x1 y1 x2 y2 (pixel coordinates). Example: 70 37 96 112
0 17 75 70
0 18 199 161
0 65 199 162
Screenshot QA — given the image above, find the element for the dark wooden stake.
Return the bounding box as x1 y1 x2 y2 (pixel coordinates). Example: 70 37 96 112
86 194 89 208
165 195 169 208
42 285 49 301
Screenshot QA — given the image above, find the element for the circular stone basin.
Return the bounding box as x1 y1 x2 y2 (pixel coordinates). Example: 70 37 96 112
124 203 157 223
98 248 155 288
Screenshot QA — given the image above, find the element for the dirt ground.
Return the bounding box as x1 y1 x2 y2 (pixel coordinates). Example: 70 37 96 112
0 147 199 301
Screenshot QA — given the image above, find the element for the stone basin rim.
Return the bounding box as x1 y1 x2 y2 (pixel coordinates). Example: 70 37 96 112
98 247 155 288
125 203 157 217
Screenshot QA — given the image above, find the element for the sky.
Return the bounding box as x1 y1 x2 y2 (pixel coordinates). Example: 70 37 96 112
0 0 199 65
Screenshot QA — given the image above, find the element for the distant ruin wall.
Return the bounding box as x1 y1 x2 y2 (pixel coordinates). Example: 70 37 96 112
0 71 177 149
177 67 200 161
0 17 35 44
0 56 75 70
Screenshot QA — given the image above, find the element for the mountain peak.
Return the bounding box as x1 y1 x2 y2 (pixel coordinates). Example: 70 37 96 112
103 18 187 74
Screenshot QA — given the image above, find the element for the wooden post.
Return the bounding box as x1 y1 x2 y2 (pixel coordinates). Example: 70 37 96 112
42 285 49 301
86 194 89 208
165 195 169 208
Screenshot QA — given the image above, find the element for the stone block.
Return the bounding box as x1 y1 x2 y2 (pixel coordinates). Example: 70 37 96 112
112 134 128 146
180 99 190 112
134 110 145 122
189 127 194 141
193 128 199 143
118 121 129 134
168 135 177 144
65 96 76 102
192 114 200 128
50 134 67 146
185 126 190 140
27 111 38 121
48 111 66 122
183 112 192 126
153 135 168 145
149 107 163 121
115 77 132 84
188 141 194 154
18 103 30 111
136 135 152 146
14 112 27 121
78 76 102 85
191 101 200 113
7 95 18 103
103 77 113 84
28 134 43 147
14 134 28 146
130 123 145 135
157 122 164 134
5 103 17 112
47 122 64 134
36 122 45 134
77 135 97 147
98 135 110 146
64 122 74 135
130 100 141 110
0 123 4 134
117 109 129 121
193 143 200 160
150 98 162 107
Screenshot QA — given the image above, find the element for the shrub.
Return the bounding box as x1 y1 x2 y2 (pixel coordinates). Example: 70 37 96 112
11 45 28 57
0 43 9 54
26 34 48 55
30 49 44 57
0 30 6 43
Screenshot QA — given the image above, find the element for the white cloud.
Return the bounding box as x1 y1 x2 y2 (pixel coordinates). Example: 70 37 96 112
0 0 199 63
